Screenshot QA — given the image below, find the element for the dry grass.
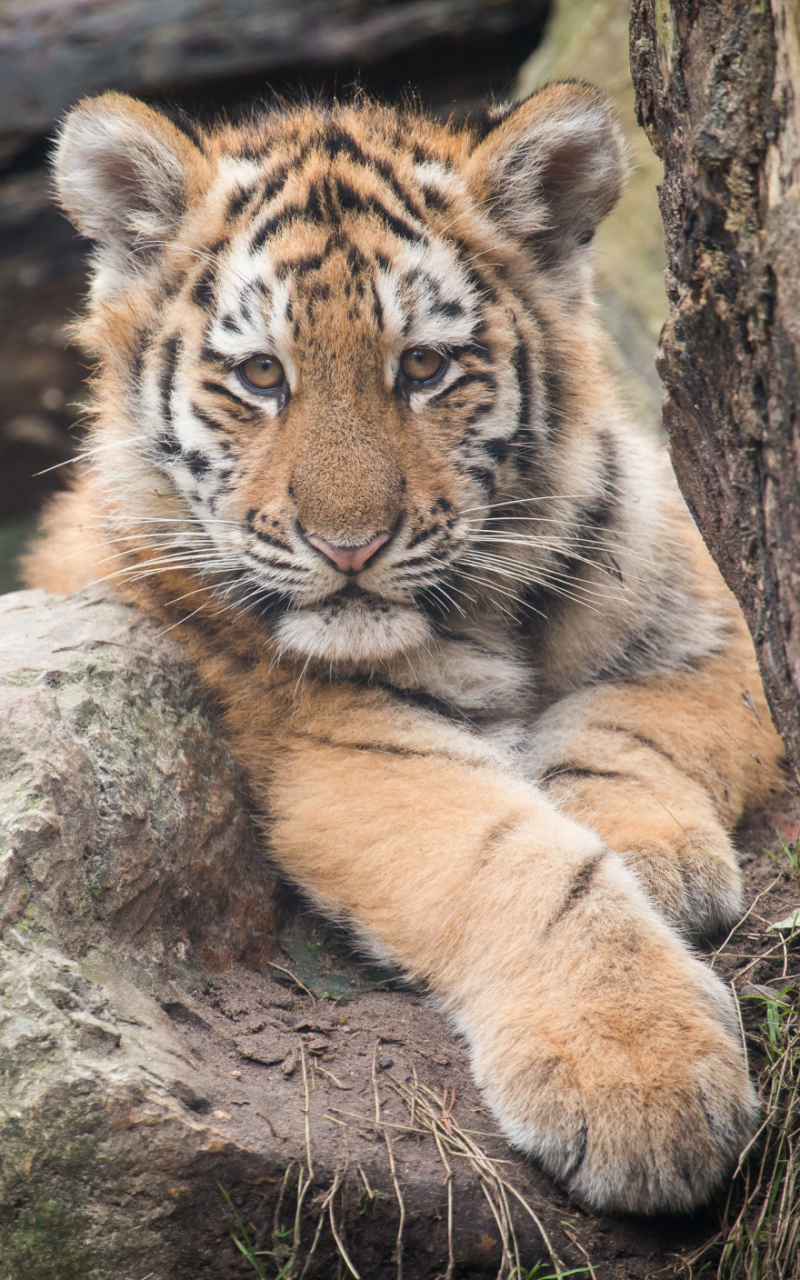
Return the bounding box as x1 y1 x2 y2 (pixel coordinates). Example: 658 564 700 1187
223 1036 591 1280
680 834 800 1280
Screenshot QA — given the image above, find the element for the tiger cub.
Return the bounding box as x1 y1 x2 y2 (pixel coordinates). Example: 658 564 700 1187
25 83 784 1213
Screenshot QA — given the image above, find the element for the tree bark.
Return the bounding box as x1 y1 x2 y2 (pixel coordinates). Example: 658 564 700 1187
630 0 800 786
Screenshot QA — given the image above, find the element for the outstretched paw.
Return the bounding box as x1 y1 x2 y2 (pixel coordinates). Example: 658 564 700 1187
465 874 758 1214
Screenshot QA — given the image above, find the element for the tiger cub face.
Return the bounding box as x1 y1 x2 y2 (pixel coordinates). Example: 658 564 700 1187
54 86 626 666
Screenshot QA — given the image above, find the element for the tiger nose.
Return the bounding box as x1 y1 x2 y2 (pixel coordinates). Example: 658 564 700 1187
304 530 391 573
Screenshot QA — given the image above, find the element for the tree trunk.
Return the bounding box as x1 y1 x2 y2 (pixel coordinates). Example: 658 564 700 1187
630 0 800 787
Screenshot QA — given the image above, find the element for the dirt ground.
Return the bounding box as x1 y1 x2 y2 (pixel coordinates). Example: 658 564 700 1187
130 793 800 1280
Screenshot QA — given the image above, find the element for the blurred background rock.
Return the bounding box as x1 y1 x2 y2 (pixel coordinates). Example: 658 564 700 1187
0 0 665 594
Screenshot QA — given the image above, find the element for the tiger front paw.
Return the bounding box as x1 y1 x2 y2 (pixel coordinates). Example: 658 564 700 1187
621 825 744 935
464 917 758 1213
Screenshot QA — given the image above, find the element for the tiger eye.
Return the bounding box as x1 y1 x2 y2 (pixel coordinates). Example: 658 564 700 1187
400 347 446 384
239 354 286 391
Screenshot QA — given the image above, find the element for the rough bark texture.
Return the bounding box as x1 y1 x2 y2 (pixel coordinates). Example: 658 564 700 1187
630 0 800 785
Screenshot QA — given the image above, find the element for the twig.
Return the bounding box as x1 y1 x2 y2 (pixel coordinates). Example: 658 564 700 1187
373 1041 405 1280
431 1124 455 1280
709 875 782 967
273 1164 295 1243
300 1042 315 1182
267 961 316 1003
314 1063 353 1090
257 1110 288 1140
325 1169 361 1279
730 979 748 1060
562 1225 598 1280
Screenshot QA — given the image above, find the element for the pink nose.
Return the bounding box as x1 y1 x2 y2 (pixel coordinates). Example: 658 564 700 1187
305 531 391 573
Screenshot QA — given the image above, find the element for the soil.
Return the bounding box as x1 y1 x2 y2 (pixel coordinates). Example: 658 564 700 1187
133 795 800 1280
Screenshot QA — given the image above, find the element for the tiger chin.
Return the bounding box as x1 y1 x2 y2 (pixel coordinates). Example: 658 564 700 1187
25 81 785 1216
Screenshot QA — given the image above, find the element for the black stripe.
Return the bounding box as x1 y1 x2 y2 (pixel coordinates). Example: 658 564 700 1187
544 765 634 784
298 729 450 762
405 526 437 550
160 107 206 148
226 183 258 221
261 162 291 205
370 279 384 328
191 267 216 310
420 183 450 212
200 379 249 409
277 250 327 278
252 529 292 552
483 437 511 464
159 335 180 423
464 399 497 425
588 722 712 789
474 816 527 870
322 125 426 220
449 339 491 361
462 464 495 491
467 102 515 141
427 371 496 408
250 193 325 250
156 432 181 458
510 331 536 458
547 854 606 932
453 245 499 305
183 450 210 477
579 431 620 532
531 306 568 437
199 344 225 365
334 181 425 244
350 676 475 726
190 403 228 433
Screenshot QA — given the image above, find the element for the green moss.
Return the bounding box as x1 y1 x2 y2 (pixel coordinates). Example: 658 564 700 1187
5 670 42 688
0 1197 93 1280
654 0 675 73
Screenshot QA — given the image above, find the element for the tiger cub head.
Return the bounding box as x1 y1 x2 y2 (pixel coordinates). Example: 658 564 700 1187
54 86 626 666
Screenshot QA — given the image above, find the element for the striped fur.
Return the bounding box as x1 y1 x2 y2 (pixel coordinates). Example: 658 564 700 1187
25 85 785 1214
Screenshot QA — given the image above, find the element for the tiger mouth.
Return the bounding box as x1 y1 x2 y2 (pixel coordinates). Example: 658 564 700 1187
241 580 395 626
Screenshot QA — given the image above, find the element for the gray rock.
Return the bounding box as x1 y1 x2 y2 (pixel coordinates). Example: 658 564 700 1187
0 587 277 967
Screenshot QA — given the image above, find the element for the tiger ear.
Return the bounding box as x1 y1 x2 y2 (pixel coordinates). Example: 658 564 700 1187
52 92 204 295
466 82 627 284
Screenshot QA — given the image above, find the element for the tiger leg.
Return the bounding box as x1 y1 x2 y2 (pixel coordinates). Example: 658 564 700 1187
528 624 784 935
211 669 759 1213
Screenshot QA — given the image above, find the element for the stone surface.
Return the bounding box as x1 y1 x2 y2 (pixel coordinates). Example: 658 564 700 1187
0 587 277 965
